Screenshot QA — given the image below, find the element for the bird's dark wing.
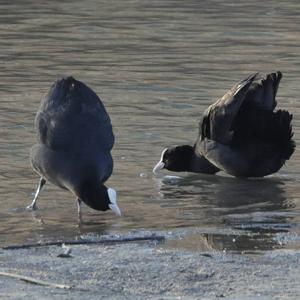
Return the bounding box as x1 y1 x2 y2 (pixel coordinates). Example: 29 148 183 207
35 77 114 154
232 72 294 161
242 71 282 111
199 73 257 144
232 72 284 142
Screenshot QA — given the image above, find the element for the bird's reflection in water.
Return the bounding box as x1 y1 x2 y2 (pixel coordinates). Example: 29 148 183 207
154 173 294 251
24 208 112 244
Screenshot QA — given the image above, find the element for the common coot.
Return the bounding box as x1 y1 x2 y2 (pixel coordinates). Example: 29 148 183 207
153 72 295 177
28 77 121 216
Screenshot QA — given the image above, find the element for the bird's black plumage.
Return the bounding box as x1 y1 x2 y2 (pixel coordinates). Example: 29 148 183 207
154 72 295 178
198 71 295 177
29 77 120 215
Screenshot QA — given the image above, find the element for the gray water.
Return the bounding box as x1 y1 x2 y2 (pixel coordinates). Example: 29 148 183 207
1 0 300 251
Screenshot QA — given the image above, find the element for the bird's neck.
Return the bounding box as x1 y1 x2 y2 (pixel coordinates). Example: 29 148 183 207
188 151 220 174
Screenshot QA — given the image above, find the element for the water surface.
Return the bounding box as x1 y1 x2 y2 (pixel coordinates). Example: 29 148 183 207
1 0 300 251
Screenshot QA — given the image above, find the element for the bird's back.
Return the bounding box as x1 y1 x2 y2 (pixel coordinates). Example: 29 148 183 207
35 77 114 155
32 77 114 185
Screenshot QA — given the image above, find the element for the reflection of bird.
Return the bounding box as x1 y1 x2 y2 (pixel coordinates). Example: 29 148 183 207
27 77 121 217
154 174 290 251
154 72 295 177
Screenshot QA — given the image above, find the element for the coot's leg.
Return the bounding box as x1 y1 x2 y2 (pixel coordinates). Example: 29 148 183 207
26 178 46 210
77 198 82 214
77 198 83 225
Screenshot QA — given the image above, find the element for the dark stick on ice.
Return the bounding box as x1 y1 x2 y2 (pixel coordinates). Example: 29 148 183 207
3 235 166 250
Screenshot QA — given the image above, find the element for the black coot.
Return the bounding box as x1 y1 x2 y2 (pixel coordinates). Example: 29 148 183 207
28 77 121 216
153 72 295 177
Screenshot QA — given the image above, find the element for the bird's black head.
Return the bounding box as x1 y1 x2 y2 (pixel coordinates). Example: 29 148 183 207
77 181 121 216
153 145 195 173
